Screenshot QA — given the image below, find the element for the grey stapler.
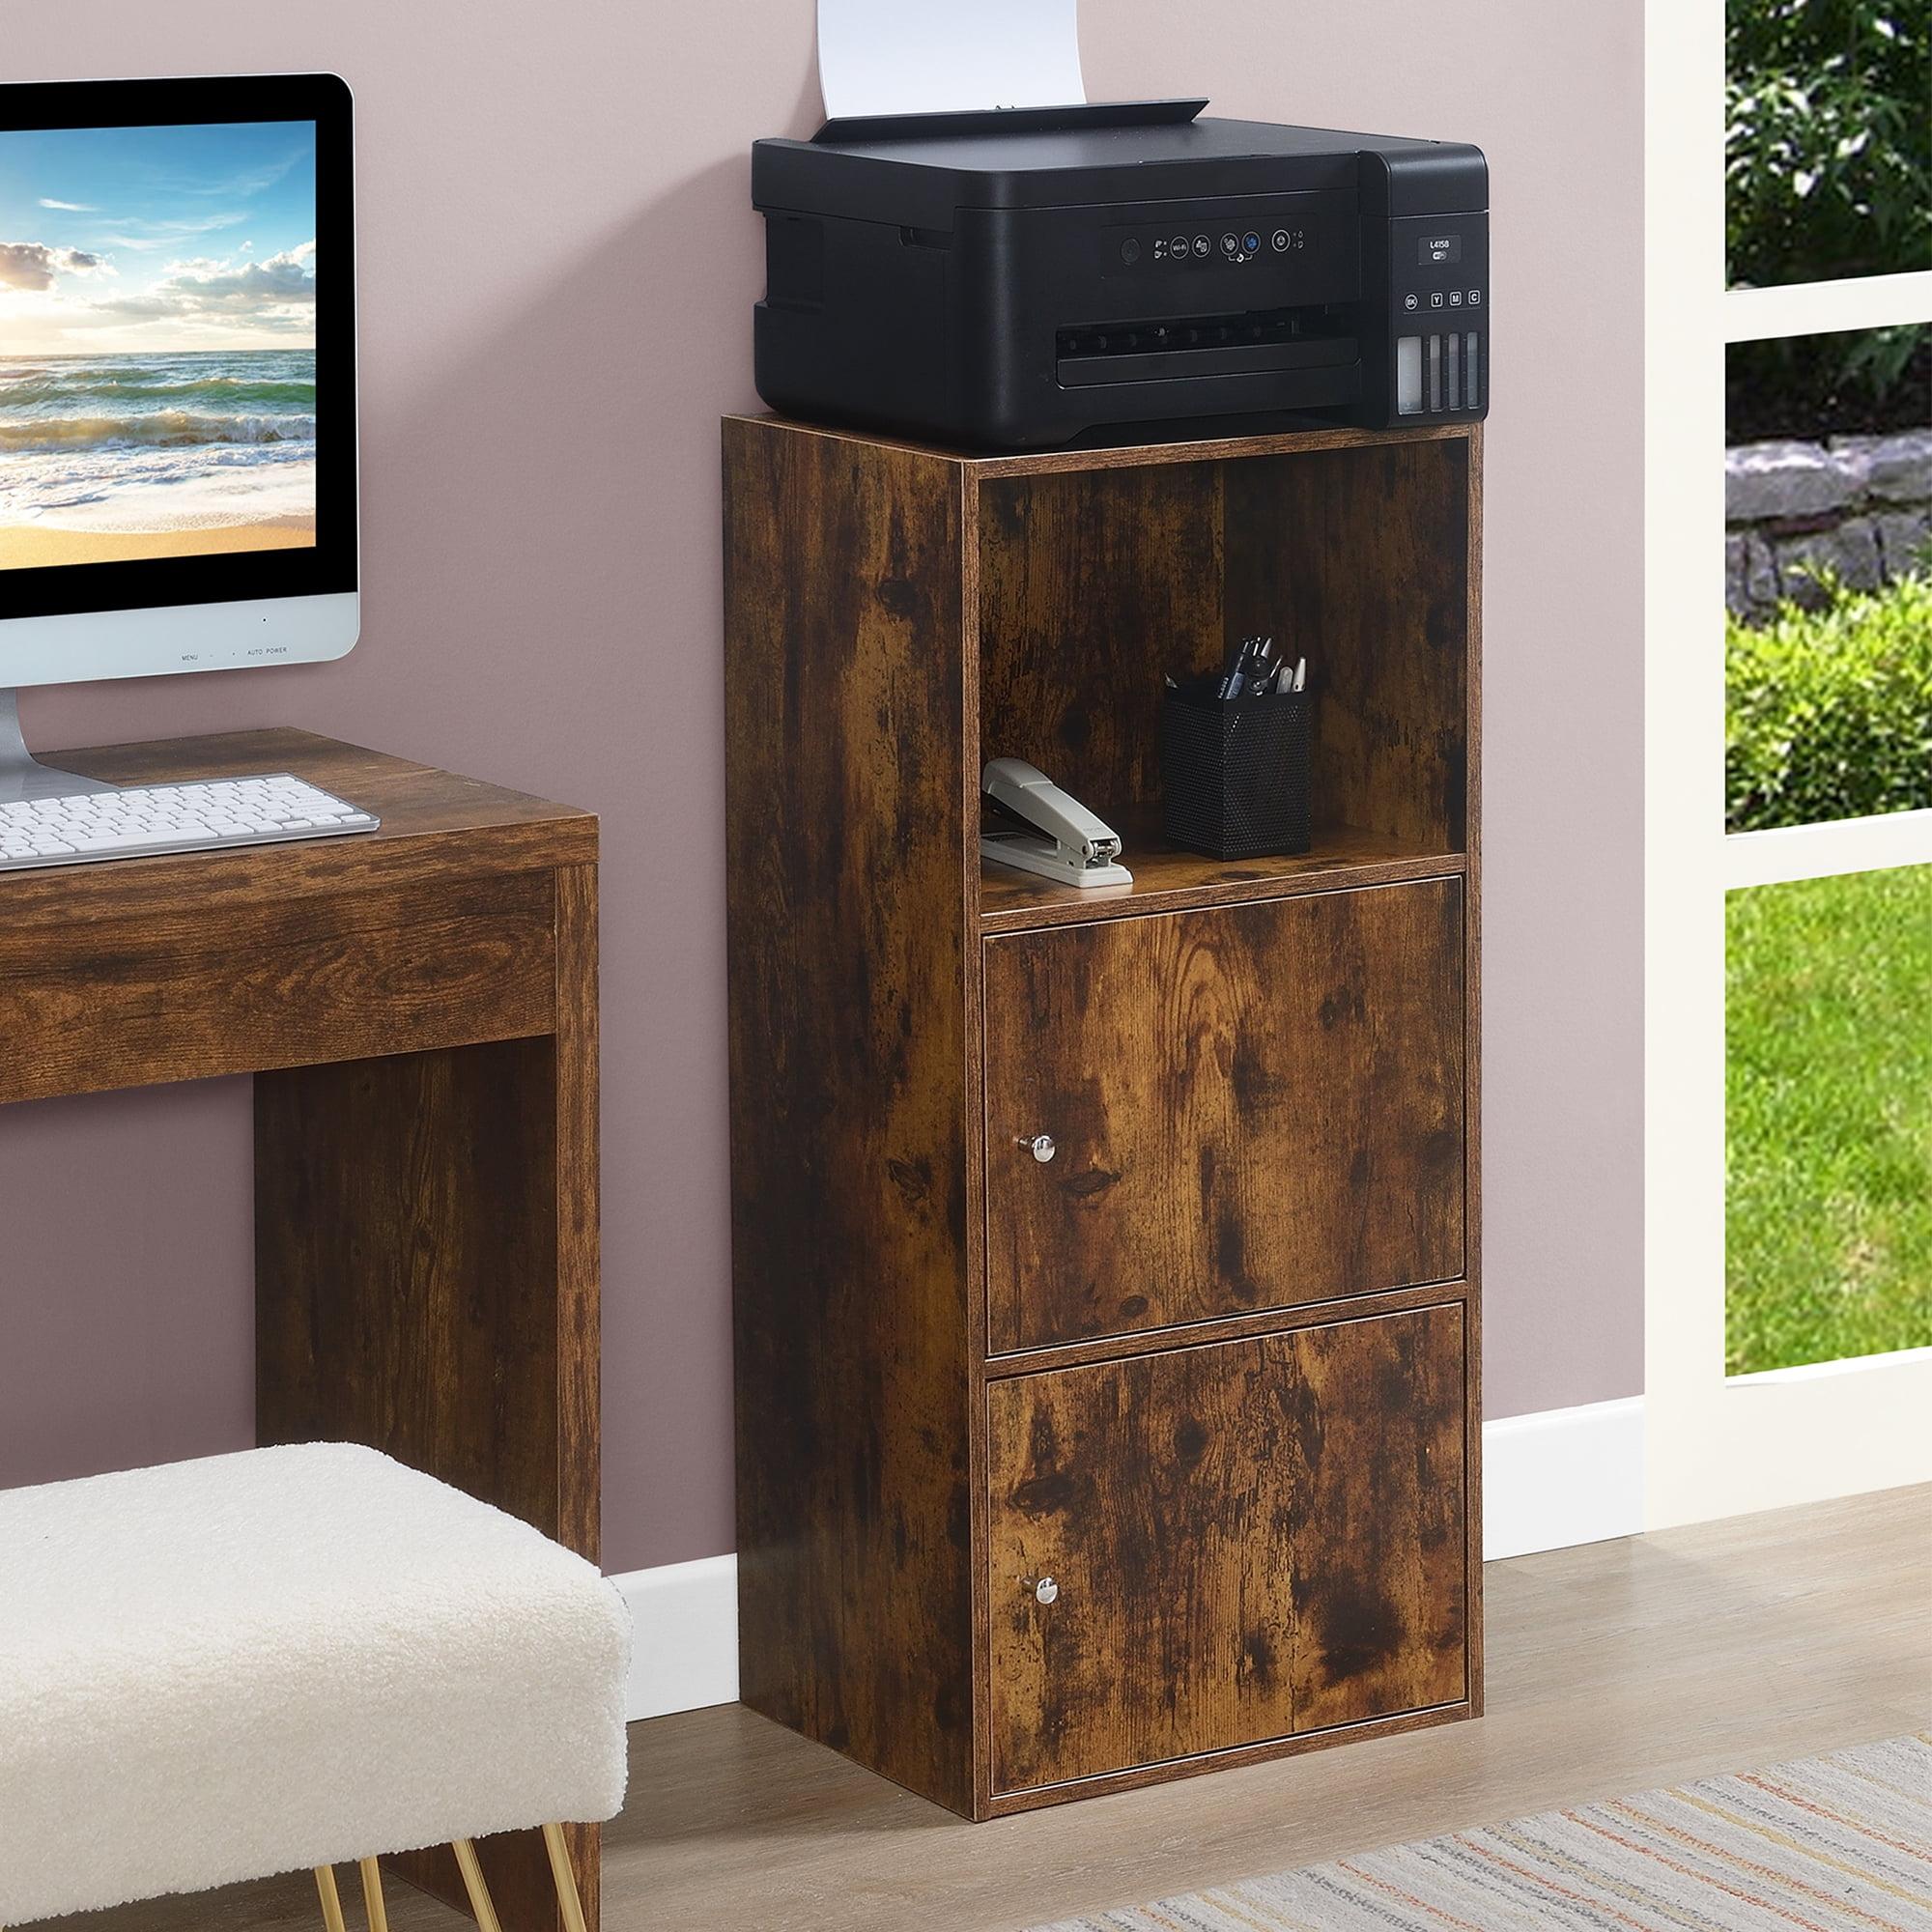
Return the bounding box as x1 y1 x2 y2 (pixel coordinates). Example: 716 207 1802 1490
980 757 1132 889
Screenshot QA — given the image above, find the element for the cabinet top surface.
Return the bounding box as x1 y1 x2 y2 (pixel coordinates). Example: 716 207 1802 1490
2 728 595 926
724 412 1479 477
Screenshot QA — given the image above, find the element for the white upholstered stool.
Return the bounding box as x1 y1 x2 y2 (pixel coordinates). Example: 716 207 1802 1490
0 1443 631 1930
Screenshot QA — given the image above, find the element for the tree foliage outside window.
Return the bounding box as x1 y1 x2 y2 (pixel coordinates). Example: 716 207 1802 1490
1726 0 1932 288
1728 323 1932 438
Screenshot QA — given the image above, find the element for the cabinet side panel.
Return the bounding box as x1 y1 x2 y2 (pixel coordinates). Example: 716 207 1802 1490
1463 428 1485 1714
724 419 976 1814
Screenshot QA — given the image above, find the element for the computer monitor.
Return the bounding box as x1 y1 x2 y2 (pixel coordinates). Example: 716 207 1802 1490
0 73 355 797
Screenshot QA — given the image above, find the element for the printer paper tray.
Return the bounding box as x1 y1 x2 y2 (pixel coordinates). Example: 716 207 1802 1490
1057 335 1358 388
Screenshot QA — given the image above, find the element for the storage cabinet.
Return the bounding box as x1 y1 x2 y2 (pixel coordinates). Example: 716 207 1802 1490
725 413 1481 1819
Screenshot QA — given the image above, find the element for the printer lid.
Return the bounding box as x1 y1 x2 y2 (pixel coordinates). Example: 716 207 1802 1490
755 102 1485 226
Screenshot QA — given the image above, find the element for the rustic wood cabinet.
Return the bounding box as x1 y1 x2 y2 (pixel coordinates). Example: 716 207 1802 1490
724 413 1482 1818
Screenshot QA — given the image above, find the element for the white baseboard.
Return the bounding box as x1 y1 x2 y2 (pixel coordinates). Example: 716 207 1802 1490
612 1396 1647 1721
1482 1395 1646 1561
614 1554 740 1722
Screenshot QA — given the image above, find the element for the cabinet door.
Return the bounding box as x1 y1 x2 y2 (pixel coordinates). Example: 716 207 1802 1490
983 879 1464 1352
986 1303 1468 1795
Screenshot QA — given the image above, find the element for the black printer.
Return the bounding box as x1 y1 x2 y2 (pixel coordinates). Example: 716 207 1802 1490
753 99 1489 450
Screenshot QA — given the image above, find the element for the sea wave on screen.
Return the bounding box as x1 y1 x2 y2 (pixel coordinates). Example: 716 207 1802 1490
0 349 318 530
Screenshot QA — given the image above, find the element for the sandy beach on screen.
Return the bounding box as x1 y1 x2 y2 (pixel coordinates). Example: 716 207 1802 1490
0 517 316 571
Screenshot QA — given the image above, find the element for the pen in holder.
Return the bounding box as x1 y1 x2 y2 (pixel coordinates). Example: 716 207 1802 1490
1161 642 1313 860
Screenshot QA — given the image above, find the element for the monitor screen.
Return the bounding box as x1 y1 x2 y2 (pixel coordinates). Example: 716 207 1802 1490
0 76 354 625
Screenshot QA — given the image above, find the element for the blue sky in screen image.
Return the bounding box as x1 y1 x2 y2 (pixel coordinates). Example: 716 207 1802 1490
0 121 316 355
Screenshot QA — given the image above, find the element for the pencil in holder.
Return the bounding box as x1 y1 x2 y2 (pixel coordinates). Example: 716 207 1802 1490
1160 685 1313 860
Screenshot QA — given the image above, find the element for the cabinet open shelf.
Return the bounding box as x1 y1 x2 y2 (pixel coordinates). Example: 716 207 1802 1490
972 429 1475 941
980 807 1466 931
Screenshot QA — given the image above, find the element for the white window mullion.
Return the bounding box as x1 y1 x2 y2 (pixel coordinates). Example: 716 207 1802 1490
1724 808 1932 893
1724 270 1932 345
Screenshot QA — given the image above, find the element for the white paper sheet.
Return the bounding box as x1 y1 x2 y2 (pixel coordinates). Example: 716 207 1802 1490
816 0 1087 122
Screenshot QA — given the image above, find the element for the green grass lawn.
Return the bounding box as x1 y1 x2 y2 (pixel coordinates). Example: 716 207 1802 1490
1727 864 1932 1374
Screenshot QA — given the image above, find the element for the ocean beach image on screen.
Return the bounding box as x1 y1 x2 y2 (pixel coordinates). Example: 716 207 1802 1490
0 119 317 571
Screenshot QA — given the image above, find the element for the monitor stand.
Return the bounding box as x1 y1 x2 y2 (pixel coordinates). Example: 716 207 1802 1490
0 690 118 803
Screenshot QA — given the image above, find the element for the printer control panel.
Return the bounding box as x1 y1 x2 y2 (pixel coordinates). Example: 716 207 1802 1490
1388 212 1490 419
1392 223 1487 316
1111 216 1317 270
1100 190 1352 285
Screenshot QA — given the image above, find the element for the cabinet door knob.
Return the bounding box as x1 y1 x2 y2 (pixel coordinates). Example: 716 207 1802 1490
1019 1133 1057 1163
1022 1575 1060 1605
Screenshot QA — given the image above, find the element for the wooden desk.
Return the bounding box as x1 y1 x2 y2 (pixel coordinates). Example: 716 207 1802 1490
0 729 602 1931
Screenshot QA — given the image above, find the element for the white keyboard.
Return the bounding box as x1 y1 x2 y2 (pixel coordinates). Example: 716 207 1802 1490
0 774 380 871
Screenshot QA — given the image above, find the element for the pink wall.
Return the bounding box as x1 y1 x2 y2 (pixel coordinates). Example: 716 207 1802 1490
0 1 1643 1572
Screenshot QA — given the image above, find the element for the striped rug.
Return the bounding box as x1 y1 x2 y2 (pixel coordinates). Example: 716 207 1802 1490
1033 1734 1932 1931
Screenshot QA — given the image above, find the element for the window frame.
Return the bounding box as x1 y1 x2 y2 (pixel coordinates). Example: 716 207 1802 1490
1643 0 1932 1530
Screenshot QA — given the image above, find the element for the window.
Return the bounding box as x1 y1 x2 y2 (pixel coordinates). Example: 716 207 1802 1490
1645 0 1932 1528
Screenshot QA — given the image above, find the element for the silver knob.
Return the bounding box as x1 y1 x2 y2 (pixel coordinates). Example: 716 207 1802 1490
1019 1133 1057 1163
1022 1575 1060 1605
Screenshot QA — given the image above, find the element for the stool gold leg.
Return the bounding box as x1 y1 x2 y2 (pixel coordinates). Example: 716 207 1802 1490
450 1838 505 1932
314 1865 349 1932
358 1857 389 1932
542 1823 591 1932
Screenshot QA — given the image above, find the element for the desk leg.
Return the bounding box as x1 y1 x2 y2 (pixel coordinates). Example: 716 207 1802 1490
255 867 600 1932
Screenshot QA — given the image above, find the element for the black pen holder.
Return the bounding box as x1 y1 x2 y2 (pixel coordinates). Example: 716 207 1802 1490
1160 686 1314 860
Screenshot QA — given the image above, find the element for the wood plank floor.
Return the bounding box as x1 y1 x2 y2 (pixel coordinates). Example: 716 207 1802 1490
69 1486 1932 1932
